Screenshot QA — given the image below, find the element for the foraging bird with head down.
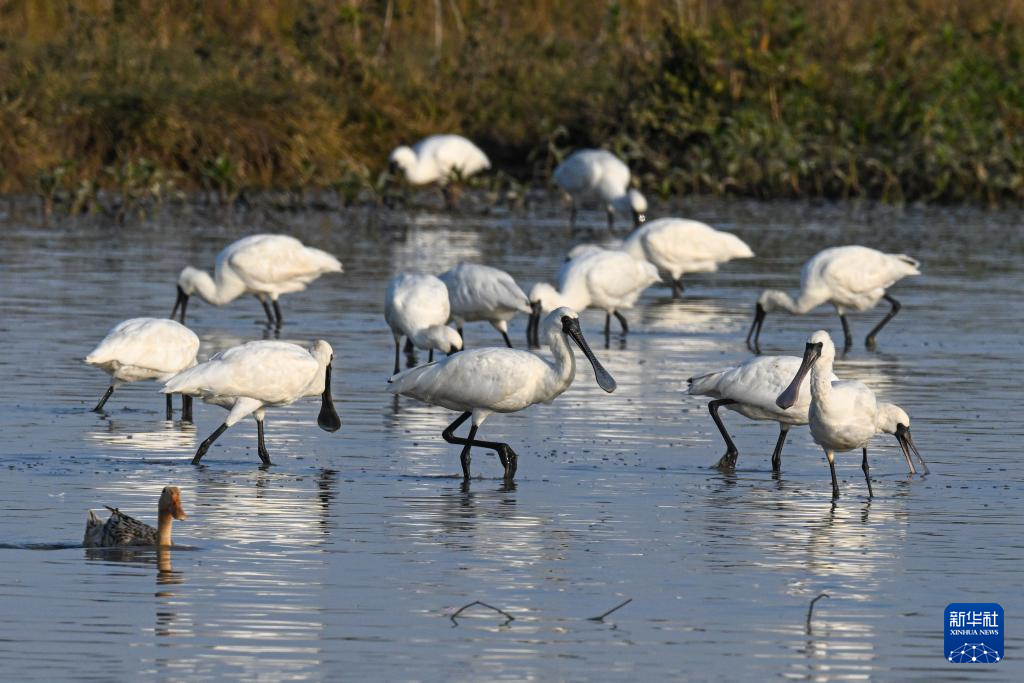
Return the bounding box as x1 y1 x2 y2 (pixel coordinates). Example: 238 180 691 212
554 149 647 229
388 134 491 208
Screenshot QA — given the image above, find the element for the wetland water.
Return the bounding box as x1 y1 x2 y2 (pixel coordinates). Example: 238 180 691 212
0 197 1021 681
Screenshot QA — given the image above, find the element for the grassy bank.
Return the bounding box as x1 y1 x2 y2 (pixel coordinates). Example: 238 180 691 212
1 0 1023 211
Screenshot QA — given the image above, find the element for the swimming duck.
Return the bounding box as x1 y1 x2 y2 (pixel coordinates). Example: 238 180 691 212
83 486 186 547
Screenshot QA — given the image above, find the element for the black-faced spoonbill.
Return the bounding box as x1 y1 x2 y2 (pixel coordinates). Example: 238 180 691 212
85 318 200 420
439 263 533 348
84 486 186 547
163 340 341 467
387 307 616 482
527 249 659 346
776 330 928 498
388 134 491 208
747 245 920 352
385 273 463 374
172 234 342 328
687 355 837 471
554 149 647 228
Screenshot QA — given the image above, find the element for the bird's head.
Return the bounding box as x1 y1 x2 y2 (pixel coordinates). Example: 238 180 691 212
545 307 617 393
776 330 832 409
310 340 342 433
423 325 463 356
388 146 416 178
170 267 205 323
159 486 187 521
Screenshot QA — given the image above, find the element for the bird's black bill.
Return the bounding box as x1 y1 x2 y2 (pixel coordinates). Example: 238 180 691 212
562 316 617 393
633 211 646 227
895 424 928 475
746 302 766 352
170 285 189 323
776 341 822 409
317 363 342 432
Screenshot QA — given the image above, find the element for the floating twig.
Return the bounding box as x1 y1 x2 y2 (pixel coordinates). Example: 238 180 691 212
450 601 515 627
588 598 633 622
805 593 830 634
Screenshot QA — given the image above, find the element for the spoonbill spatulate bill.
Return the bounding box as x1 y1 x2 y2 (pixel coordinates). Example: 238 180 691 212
553 149 647 228
387 307 616 481
85 317 200 420
172 234 342 328
687 355 837 471
527 248 659 346
163 340 341 467
84 486 186 547
776 330 928 498
439 263 533 348
385 273 463 374
388 134 491 208
748 245 920 352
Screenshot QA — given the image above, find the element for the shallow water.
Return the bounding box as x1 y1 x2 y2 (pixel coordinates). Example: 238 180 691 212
0 197 1021 681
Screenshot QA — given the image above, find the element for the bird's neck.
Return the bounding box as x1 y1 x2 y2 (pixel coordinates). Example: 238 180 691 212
157 511 174 546
545 330 577 393
402 158 436 185
191 268 246 306
766 290 819 315
810 359 834 402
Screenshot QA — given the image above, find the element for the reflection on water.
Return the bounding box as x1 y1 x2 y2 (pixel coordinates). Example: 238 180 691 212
0 197 1021 680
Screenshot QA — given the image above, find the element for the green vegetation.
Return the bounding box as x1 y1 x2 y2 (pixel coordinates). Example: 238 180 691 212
2 0 1023 211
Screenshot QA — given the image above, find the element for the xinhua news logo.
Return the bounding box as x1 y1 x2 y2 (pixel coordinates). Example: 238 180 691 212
945 603 1003 664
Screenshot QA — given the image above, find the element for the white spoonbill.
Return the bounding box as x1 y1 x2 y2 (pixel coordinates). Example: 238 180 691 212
776 330 928 498
86 318 200 420
687 355 837 471
748 245 920 352
387 307 616 481
163 340 341 467
388 134 491 208
172 234 342 328
554 149 647 228
527 248 659 345
439 263 534 348
385 273 464 374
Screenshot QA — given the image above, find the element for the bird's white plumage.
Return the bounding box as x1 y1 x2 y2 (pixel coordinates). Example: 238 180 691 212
385 273 463 353
622 218 754 280
389 134 491 185
760 245 919 315
530 249 660 316
178 234 342 306
554 149 646 218
163 340 331 425
439 263 532 334
86 318 200 384
688 355 837 425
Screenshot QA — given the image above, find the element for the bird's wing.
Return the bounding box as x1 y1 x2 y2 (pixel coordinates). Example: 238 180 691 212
584 252 659 304
85 318 199 374
101 508 157 546
387 275 451 332
643 220 753 265
814 246 916 296
430 136 490 174
226 235 339 290
164 341 317 403
389 348 547 411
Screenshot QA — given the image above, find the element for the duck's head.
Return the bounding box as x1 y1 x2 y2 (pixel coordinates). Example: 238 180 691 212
776 330 834 409
545 307 617 393
159 486 187 521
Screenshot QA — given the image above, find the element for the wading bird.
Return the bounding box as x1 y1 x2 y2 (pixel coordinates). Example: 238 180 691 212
388 134 491 208
687 355 837 471
439 263 533 348
85 317 200 420
388 307 616 481
554 149 647 229
84 486 186 547
527 249 659 345
385 273 464 374
171 234 342 328
747 245 919 352
163 340 341 467
776 330 928 498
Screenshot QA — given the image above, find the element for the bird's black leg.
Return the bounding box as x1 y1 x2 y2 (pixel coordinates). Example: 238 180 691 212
441 411 519 481
181 395 193 423
606 206 615 229
671 279 684 298
403 338 415 353
709 399 740 469
771 424 790 472
393 337 401 375
501 330 513 348
865 294 901 348
193 423 230 465
259 298 275 325
256 417 272 467
428 348 434 363
604 313 611 337
827 450 840 498
93 386 115 413
165 394 173 420
839 313 853 352
861 447 873 498
272 300 284 328
614 311 629 335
